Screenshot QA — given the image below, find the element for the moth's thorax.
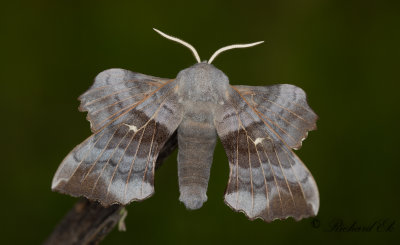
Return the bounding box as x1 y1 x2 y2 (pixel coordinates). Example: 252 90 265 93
176 62 229 103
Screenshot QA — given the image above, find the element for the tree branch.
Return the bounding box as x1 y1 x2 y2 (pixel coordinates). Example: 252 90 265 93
44 131 178 245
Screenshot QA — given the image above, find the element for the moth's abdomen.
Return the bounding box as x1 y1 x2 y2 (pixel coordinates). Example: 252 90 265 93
177 109 217 210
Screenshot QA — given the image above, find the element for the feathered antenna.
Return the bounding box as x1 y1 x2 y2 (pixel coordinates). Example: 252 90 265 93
153 28 201 63
208 41 264 64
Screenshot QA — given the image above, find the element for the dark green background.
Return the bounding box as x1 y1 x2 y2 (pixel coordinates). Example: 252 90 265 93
1 0 399 244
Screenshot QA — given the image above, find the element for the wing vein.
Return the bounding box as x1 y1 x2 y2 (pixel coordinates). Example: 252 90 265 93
67 130 107 182
261 143 284 215
235 115 241 208
231 86 302 151
141 121 157 197
283 149 307 206
83 87 143 107
273 147 296 208
92 80 175 132
89 125 130 194
261 98 313 125
261 93 315 114
124 128 146 202
246 135 255 217
88 93 146 115
81 124 125 183
79 78 167 97
256 104 301 130
255 143 270 218
106 129 137 197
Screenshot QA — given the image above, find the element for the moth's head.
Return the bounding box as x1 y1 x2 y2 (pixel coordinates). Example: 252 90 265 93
176 62 228 85
174 62 229 103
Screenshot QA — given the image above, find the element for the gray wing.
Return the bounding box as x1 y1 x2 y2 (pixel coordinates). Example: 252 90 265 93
78 68 173 133
214 85 318 222
52 69 183 206
233 84 318 149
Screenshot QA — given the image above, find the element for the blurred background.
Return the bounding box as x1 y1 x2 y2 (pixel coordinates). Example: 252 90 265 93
1 0 399 244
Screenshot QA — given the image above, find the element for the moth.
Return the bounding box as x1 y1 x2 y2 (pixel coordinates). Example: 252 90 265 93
52 28 319 222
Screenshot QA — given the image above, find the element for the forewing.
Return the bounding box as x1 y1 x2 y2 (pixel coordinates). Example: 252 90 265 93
233 84 317 149
215 86 319 222
52 71 183 206
79 68 172 133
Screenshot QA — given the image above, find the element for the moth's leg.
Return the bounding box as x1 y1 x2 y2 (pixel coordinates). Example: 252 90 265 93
177 110 217 210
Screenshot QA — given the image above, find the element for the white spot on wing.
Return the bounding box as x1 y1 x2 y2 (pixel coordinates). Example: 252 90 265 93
254 137 264 146
123 123 138 133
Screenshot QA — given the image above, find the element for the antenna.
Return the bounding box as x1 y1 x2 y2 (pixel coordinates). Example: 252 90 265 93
208 41 264 64
153 28 201 63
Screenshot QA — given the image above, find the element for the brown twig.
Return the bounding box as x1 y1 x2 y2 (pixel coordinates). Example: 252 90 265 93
44 131 178 245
